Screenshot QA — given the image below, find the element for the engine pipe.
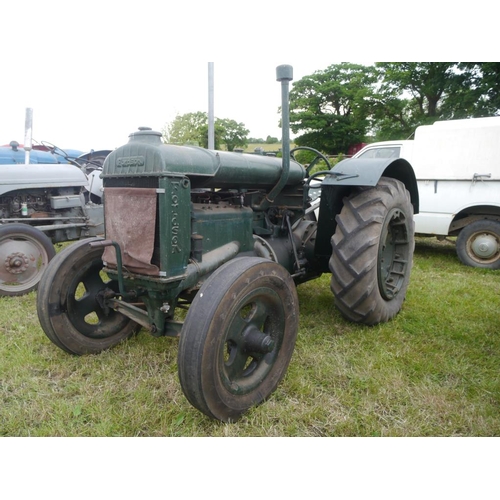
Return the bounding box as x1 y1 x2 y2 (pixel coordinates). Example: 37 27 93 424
260 65 294 208
179 241 241 291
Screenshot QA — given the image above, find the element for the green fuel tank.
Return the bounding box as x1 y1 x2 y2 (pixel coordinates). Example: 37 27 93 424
101 128 306 190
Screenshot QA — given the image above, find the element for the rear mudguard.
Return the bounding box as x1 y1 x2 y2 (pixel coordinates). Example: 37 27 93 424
313 157 419 270
322 157 419 212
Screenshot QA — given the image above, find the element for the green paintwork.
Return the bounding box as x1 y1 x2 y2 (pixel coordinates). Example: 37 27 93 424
157 176 191 279
191 203 254 254
101 129 306 190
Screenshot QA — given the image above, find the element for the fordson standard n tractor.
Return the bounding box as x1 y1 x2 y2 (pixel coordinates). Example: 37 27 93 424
37 65 419 422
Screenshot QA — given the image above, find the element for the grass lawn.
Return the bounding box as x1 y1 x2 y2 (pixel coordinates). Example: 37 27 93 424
1 237 499 437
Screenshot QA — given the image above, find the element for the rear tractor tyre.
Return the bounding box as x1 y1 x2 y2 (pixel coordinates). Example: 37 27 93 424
0 224 56 297
178 257 299 422
36 238 140 355
329 177 414 325
456 220 500 269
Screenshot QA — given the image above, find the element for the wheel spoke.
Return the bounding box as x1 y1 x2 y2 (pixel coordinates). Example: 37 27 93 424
221 293 280 385
79 265 108 295
221 294 285 395
246 299 270 327
72 293 100 319
67 264 115 335
224 342 253 379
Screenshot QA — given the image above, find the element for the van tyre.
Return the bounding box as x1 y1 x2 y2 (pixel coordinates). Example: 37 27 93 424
456 220 500 269
0 223 56 297
178 257 299 422
329 177 414 325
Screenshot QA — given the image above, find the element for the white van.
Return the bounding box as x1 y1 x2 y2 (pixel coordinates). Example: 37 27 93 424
353 117 500 269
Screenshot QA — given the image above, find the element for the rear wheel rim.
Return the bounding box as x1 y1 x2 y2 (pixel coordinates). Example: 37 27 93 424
469 231 499 262
378 208 411 300
0 234 51 294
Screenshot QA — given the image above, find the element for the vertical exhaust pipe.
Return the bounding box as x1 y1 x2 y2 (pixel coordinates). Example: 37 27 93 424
260 65 294 208
277 64 293 180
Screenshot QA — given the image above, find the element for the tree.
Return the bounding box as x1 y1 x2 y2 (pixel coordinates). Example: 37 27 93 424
265 135 279 144
162 112 208 146
289 62 500 147
288 63 377 154
370 63 500 140
162 113 249 151
216 118 249 151
377 63 457 117
448 63 500 118
477 63 500 112
368 63 459 140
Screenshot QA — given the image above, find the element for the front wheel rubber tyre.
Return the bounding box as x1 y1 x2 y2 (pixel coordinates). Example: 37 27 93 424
36 238 140 355
177 257 299 422
0 224 56 297
329 177 414 325
456 220 500 269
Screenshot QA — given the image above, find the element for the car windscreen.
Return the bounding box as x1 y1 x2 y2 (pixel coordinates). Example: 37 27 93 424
357 146 401 159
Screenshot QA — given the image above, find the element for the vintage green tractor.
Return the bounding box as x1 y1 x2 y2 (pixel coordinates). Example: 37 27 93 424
36 65 419 422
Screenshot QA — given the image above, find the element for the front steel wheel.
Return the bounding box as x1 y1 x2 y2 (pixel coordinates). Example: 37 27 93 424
36 238 140 355
329 177 414 325
0 224 56 297
456 220 500 269
178 257 299 422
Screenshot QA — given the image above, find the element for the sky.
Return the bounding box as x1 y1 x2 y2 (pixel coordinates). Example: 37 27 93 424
1 61 339 152
1 1 495 154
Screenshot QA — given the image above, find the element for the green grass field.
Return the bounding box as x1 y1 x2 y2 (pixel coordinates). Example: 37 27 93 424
1 237 499 437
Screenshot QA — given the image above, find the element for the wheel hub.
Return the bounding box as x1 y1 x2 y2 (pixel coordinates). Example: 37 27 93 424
242 325 275 354
5 252 29 274
471 233 498 259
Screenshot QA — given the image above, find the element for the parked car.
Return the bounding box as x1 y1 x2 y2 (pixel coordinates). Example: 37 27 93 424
352 117 500 269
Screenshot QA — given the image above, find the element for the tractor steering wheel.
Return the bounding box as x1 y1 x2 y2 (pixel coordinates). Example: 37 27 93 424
40 141 69 160
290 146 332 175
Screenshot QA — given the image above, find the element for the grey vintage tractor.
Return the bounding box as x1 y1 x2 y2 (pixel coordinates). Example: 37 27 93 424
36 65 419 422
0 144 108 296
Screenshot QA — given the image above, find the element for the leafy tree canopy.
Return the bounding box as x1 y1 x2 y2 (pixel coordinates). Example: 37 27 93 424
289 62 500 150
289 63 376 154
163 112 249 151
265 135 279 144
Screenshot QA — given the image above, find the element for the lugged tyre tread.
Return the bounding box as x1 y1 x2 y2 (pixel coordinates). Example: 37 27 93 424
329 177 414 325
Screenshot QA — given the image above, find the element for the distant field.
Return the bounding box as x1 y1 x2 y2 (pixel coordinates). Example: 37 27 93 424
243 142 291 153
